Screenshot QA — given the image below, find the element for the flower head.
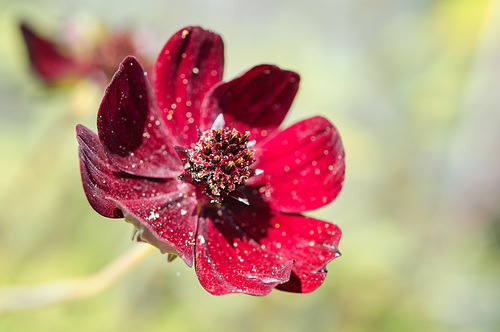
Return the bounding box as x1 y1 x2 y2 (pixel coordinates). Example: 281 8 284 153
20 21 152 85
77 26 345 295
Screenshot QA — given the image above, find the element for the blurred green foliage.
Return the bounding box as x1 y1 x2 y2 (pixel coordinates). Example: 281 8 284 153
1 0 500 331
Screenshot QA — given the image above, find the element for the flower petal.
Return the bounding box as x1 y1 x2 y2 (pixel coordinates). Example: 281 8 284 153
154 26 224 147
201 65 299 142
224 199 342 293
77 124 179 217
195 206 293 295
78 124 197 265
111 189 198 267
78 124 121 217
276 269 328 294
20 23 90 82
97 56 183 179
247 116 345 213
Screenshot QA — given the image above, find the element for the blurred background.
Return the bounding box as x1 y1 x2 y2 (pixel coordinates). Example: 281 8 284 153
1 0 499 331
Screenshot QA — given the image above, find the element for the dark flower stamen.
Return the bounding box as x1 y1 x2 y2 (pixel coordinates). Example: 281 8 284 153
203 144 212 156
182 127 255 202
228 132 239 144
215 128 223 142
240 131 250 144
235 157 244 167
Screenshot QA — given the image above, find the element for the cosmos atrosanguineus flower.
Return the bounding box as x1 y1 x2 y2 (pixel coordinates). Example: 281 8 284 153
20 21 152 84
77 26 345 295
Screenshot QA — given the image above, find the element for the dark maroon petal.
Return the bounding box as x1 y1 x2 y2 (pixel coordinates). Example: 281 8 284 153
275 269 328 293
78 125 197 265
224 199 342 293
77 124 180 217
247 116 345 213
201 65 299 142
154 26 224 147
77 124 121 217
97 56 183 178
20 23 90 82
110 188 198 267
195 206 293 295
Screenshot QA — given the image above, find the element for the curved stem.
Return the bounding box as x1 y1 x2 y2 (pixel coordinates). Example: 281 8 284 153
0 243 154 315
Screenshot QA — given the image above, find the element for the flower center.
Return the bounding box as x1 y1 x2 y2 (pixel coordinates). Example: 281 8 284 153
180 127 255 203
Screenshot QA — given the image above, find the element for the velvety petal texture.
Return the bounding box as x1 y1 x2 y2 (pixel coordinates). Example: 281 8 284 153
112 189 198 266
201 65 299 142
77 25 345 296
195 206 293 295
223 198 341 293
78 125 180 217
78 124 197 265
98 56 183 179
154 26 224 147
247 116 345 213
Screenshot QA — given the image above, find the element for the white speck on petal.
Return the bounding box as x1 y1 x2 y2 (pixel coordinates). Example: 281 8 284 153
147 211 159 221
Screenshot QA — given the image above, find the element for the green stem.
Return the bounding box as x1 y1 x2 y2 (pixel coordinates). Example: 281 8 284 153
0 243 154 315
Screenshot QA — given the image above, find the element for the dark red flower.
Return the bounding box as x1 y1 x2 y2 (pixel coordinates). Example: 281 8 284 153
20 22 151 84
77 26 345 295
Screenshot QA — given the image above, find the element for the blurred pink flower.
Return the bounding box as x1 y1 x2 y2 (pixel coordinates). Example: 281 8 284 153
77 26 345 295
20 22 151 85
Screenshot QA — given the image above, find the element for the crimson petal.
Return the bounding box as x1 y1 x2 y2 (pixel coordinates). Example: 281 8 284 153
195 206 293 295
224 199 342 293
97 56 183 178
77 125 180 216
276 268 328 294
201 65 299 142
154 26 224 147
247 116 345 213
111 189 198 267
20 23 90 82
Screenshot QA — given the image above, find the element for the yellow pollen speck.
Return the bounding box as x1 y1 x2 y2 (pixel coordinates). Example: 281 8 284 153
182 30 189 38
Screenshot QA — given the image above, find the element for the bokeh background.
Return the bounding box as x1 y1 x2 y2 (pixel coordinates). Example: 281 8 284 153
1 0 500 331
